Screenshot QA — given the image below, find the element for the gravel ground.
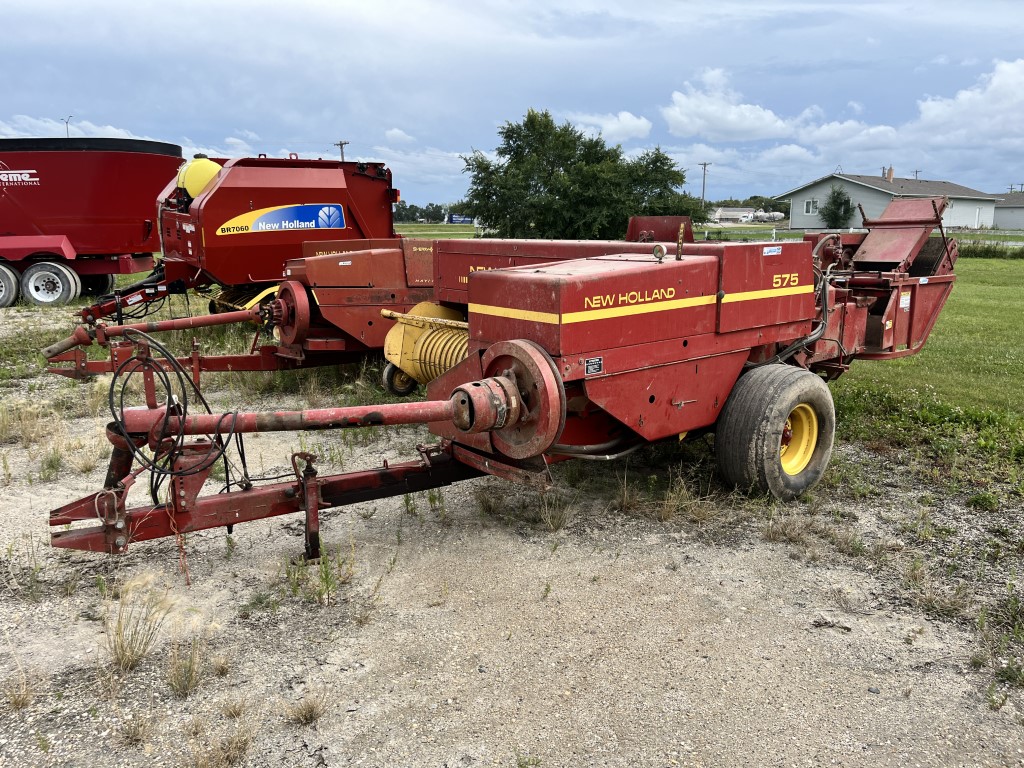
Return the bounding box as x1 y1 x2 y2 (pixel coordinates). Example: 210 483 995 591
1 316 1022 768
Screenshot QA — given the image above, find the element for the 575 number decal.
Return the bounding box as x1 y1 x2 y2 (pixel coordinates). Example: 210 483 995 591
772 272 799 288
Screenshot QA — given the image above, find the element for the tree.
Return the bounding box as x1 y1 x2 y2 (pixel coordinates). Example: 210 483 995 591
818 185 854 228
462 109 705 239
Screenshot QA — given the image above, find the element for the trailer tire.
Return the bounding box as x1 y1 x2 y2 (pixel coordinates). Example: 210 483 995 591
382 362 418 397
21 262 78 305
80 274 116 296
715 364 834 500
0 263 19 307
53 262 82 301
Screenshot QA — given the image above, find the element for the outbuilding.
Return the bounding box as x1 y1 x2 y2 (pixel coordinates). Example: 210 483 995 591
775 168 997 229
991 192 1024 230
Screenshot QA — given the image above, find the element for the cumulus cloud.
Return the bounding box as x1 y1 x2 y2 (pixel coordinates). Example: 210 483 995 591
655 59 1024 196
385 128 416 144
568 111 652 142
660 69 795 142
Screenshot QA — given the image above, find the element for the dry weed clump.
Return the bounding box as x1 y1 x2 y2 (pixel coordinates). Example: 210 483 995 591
3 664 35 711
118 711 155 746
167 632 206 698
286 688 328 725
105 578 173 672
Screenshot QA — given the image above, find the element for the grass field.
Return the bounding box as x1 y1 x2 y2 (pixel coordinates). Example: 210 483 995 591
395 223 476 239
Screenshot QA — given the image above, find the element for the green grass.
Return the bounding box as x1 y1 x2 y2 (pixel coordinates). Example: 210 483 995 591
395 223 476 239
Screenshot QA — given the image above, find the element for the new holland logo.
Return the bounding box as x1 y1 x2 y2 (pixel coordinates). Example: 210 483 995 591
0 169 40 186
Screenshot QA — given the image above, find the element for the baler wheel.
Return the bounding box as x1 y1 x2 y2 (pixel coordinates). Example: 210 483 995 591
715 364 835 500
382 362 418 396
21 262 77 306
0 263 19 308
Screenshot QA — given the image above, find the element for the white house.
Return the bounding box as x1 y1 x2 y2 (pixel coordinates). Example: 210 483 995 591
775 169 998 229
991 192 1024 230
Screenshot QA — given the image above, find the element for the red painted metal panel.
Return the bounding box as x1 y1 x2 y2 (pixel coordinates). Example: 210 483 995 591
583 351 747 440
716 241 815 333
433 238 686 305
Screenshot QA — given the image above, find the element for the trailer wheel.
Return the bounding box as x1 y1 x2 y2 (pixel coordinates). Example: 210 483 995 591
382 362 418 396
80 274 116 296
0 264 19 308
715 364 835 500
54 262 82 301
21 262 78 305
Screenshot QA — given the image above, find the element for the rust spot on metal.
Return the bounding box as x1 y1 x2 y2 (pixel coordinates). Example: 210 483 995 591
360 411 385 426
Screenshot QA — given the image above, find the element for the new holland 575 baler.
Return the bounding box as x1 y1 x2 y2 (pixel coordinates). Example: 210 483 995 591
46 197 956 559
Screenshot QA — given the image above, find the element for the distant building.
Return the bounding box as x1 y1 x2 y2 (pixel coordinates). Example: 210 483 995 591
712 207 755 224
775 168 998 229
990 192 1024 229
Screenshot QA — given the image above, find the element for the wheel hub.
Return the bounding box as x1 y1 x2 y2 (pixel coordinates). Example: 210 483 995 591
780 403 818 476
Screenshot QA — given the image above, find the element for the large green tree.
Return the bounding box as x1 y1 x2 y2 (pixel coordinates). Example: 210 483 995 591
462 109 705 239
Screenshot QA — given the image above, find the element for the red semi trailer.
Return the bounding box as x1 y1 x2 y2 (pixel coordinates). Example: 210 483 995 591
0 137 184 306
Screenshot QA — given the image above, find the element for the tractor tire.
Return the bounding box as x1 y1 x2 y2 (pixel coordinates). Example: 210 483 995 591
382 362 418 397
20 262 77 306
0 263 19 308
715 364 835 500
80 274 116 297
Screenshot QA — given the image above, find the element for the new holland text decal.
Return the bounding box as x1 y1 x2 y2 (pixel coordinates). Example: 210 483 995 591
216 204 345 235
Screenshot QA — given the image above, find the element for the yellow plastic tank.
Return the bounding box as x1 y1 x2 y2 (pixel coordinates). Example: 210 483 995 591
176 155 221 199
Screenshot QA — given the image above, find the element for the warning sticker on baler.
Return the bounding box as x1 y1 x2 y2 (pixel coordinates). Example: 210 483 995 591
899 291 911 311
762 245 783 256
216 204 346 235
585 357 603 375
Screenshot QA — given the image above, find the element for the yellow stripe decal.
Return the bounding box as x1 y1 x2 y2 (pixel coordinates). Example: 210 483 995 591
469 283 813 325
562 295 715 324
721 284 814 303
468 303 559 324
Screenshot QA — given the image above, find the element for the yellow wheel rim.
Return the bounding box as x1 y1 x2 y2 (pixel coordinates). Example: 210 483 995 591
780 403 817 476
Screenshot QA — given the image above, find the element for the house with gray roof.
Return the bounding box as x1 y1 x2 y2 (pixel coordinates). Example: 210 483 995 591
775 168 998 229
990 192 1024 230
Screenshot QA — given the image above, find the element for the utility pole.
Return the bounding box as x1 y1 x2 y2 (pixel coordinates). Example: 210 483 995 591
913 169 921 180
61 115 73 138
698 162 712 204
1009 185 1016 194
333 140 350 162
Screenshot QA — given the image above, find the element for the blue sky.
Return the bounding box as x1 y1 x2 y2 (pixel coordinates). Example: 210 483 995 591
3 0 1023 205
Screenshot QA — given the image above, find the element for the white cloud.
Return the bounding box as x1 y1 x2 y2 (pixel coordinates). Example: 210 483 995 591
847 101 864 115
385 128 416 144
660 69 795 142
568 111 652 142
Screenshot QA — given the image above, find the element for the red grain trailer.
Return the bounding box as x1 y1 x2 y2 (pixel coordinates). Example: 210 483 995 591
0 137 183 306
